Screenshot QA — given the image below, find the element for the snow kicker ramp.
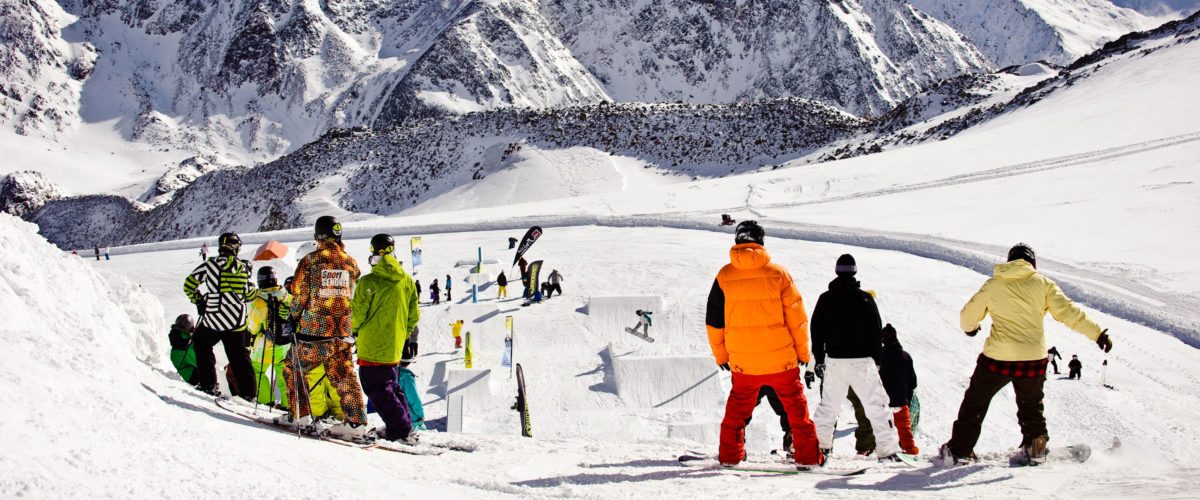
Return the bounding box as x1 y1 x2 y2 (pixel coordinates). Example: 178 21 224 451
607 344 724 409
585 296 664 336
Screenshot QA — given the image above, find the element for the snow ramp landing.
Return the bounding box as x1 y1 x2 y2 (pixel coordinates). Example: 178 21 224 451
607 344 724 409
585 295 664 336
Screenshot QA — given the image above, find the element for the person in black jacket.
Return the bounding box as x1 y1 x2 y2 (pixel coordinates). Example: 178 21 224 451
1068 355 1083 379
807 254 901 461
879 323 919 454
1048 346 1063 374
497 271 508 299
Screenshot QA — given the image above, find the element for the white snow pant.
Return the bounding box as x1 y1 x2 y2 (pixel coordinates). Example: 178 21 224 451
813 357 901 456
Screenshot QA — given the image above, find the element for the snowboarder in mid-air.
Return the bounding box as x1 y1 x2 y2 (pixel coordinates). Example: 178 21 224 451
627 309 653 337
940 243 1112 467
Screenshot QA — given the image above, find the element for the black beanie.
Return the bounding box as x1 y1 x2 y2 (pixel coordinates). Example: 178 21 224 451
836 254 856 276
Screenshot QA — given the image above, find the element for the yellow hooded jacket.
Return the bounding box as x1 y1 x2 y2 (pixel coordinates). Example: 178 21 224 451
961 260 1103 362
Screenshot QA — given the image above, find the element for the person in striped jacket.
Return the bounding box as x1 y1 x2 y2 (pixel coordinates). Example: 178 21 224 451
183 232 259 400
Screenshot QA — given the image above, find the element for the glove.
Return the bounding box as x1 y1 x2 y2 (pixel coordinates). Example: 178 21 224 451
274 321 294 346
804 370 816 389
1096 329 1112 353
402 341 418 361
194 300 204 316
965 327 980 337
814 363 825 379
718 363 730 372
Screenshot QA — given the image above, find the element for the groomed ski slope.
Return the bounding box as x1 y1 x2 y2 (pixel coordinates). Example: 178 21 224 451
4 12 1200 500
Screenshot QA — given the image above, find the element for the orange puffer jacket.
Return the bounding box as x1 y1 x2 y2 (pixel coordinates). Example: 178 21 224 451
705 243 810 375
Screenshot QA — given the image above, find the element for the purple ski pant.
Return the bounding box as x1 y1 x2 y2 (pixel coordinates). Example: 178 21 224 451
359 365 413 440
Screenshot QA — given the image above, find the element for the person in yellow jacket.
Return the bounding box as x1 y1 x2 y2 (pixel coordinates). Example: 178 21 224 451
450 319 464 349
248 270 344 420
940 243 1112 466
705 221 823 469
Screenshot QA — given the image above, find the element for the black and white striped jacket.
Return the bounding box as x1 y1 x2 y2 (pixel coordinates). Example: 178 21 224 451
183 256 259 331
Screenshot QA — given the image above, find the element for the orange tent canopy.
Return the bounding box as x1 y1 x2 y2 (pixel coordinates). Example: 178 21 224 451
253 240 289 261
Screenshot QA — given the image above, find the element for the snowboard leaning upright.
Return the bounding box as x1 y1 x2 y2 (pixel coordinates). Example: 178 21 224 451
514 363 532 437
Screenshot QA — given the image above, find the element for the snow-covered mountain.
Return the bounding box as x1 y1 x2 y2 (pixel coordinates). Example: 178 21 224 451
25 9 1200 250
0 0 983 171
0 0 95 136
910 0 1174 67
29 97 867 249
543 0 992 117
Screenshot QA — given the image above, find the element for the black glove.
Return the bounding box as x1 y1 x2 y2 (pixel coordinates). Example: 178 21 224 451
274 319 294 346
718 363 730 371
814 363 825 379
965 327 980 337
402 340 418 361
804 370 816 389
194 300 204 316
1096 329 1112 353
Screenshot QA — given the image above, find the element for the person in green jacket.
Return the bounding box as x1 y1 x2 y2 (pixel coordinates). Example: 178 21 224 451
168 314 198 385
351 234 421 442
940 243 1113 467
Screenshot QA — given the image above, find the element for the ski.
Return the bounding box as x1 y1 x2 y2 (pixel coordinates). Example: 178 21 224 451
215 398 470 455
678 454 868 476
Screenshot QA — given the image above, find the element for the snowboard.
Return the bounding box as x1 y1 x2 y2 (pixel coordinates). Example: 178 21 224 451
514 363 532 437
678 454 868 476
624 327 656 342
770 449 929 469
1011 444 1092 466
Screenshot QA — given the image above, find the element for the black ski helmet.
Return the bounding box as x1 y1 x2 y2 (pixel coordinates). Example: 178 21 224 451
218 232 241 256
734 220 765 245
174 314 194 332
314 215 342 241
1007 243 1036 268
257 266 279 289
370 233 395 256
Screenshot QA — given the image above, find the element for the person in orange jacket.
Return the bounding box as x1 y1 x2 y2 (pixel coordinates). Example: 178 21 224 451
705 220 823 469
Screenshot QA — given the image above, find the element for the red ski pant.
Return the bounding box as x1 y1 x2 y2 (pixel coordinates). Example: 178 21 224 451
720 367 821 466
893 406 919 454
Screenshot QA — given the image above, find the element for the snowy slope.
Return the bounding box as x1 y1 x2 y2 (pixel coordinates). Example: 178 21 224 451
4 6 1200 494
910 0 1176 67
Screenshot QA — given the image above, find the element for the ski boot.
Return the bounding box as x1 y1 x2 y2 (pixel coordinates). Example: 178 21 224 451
325 421 371 443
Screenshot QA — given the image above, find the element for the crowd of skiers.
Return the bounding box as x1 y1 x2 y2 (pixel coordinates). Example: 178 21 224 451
706 220 1113 470
173 216 425 443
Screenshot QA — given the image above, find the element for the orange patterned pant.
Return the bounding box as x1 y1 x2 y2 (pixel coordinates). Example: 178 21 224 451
282 340 367 425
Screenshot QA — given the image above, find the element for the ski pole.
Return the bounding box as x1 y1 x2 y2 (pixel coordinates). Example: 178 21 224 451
254 298 272 412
